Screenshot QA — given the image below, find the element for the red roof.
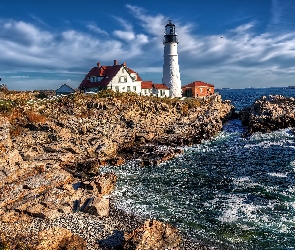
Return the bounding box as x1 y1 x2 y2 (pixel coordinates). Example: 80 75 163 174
141 81 153 89
79 62 143 89
79 65 122 88
153 83 169 90
182 81 214 88
127 67 143 81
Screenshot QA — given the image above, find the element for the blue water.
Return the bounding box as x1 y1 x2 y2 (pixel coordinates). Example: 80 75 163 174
218 87 295 111
101 87 295 250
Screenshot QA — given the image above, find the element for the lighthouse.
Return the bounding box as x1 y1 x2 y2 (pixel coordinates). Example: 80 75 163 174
162 20 182 98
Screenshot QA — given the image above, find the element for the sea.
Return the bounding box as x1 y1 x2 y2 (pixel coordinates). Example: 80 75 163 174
101 87 295 250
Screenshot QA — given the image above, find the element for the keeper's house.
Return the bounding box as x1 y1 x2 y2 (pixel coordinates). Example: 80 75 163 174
182 81 214 98
79 60 169 97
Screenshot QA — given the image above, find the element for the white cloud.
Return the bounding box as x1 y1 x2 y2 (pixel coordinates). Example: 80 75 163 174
86 24 109 36
113 16 133 31
8 76 30 79
230 22 256 34
1 4 295 90
113 30 135 41
126 4 165 37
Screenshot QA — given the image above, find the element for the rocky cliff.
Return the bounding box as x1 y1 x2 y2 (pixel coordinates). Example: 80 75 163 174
0 90 233 249
240 95 295 134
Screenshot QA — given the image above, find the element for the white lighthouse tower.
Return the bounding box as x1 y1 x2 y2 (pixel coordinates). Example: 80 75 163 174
162 20 182 98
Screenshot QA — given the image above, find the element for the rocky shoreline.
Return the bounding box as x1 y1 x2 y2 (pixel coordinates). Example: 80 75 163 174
0 90 234 249
240 95 295 135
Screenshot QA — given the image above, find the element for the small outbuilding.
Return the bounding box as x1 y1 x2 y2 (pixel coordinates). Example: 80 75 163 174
182 81 214 98
56 84 76 96
141 81 170 97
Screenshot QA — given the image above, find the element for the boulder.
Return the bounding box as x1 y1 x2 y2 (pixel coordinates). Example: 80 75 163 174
124 219 181 250
90 173 118 197
84 197 110 217
36 227 86 250
240 95 295 134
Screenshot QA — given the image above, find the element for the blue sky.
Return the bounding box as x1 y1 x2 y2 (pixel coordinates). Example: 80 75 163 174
1 0 295 90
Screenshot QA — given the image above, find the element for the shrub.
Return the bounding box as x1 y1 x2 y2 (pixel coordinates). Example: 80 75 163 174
0 100 14 114
26 111 46 123
0 84 9 94
34 91 47 99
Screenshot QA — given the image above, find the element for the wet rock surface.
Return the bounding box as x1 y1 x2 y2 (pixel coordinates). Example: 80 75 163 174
240 95 295 134
0 91 232 249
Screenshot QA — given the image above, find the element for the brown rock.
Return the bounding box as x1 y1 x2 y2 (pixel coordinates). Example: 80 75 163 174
84 197 110 217
37 227 86 250
124 219 181 250
0 117 12 153
0 210 20 223
90 173 117 197
241 95 295 134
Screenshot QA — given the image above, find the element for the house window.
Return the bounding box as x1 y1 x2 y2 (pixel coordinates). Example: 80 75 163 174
120 76 127 82
200 87 203 93
133 86 136 91
115 86 119 91
92 77 96 82
122 68 124 73
96 76 103 82
144 89 147 94
127 86 131 92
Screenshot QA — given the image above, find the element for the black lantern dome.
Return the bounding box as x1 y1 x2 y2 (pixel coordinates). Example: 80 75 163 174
164 20 178 44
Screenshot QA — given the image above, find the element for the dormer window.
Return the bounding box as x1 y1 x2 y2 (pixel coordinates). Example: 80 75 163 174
119 76 127 82
131 74 137 80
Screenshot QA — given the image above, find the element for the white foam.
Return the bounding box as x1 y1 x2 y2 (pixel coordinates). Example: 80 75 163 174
268 172 288 178
244 139 293 149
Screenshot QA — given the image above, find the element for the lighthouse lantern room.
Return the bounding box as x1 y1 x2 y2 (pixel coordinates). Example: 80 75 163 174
162 20 182 97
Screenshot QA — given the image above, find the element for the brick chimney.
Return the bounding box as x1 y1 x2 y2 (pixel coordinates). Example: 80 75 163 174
97 62 101 67
114 59 118 65
123 62 126 66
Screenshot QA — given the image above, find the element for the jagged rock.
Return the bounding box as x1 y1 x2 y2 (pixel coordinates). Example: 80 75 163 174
84 197 110 217
90 173 118 197
240 95 295 134
0 117 12 153
124 219 182 250
36 227 87 250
